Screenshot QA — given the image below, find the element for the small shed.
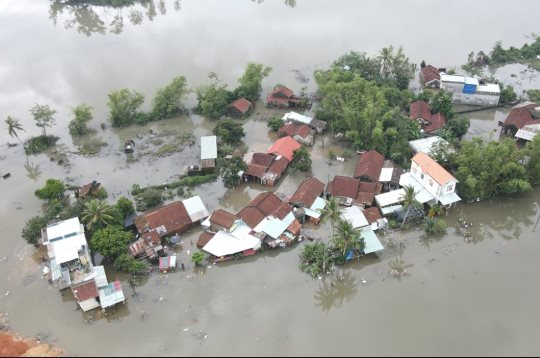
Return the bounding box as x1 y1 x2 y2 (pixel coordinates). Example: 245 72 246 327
229 98 253 117
200 136 217 172
159 255 177 272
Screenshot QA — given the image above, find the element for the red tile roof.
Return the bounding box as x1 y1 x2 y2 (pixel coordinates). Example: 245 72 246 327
210 209 238 229
358 181 382 194
424 112 446 133
251 153 275 167
328 176 360 199
362 207 382 224
289 177 325 207
410 100 432 121
355 192 376 206
237 206 266 228
197 231 215 248
354 150 385 181
287 218 302 236
135 201 192 236
249 192 283 216
267 156 290 176
72 280 99 302
277 123 312 139
420 65 440 83
78 181 100 197
412 152 456 186
273 201 292 220
267 137 301 161
503 103 539 129
229 98 252 114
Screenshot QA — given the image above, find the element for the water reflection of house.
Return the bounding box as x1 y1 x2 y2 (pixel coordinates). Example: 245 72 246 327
74 180 101 199
277 123 315 146
266 85 303 108
41 217 125 312
289 177 326 224
228 98 253 117
326 176 382 207
133 197 209 259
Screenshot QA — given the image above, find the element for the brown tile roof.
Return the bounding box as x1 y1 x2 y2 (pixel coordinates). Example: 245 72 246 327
328 176 360 199
78 181 100 197
272 86 294 98
354 150 385 181
267 156 290 176
246 164 268 178
289 177 325 207
412 152 456 186
197 231 215 248
358 181 382 194
135 201 192 236
503 103 539 129
424 112 446 133
237 206 266 228
287 218 302 236
420 65 440 83
229 98 252 114
355 192 376 206
142 230 160 245
249 192 283 216
410 100 432 121
362 207 382 224
267 137 301 161
72 280 99 302
251 152 275 167
277 123 312 139
273 202 292 220
210 209 238 229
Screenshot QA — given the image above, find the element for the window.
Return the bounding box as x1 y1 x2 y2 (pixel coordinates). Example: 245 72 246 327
420 173 424 180
429 179 433 187
446 185 453 192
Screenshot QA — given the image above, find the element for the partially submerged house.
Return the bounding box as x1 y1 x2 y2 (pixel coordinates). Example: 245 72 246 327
409 136 450 155
326 176 382 207
440 73 500 106
243 152 290 186
266 85 304 108
277 123 315 146
420 65 441 88
42 217 125 311
289 177 326 224
74 180 101 199
409 100 447 135
267 136 301 162
354 150 385 182
202 221 262 262
229 98 253 117
133 197 209 259
200 136 217 173
379 160 404 192
340 205 384 256
281 111 327 133
204 209 239 232
500 102 540 136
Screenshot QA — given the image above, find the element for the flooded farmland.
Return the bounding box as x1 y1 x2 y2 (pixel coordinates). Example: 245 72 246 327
1 0 540 356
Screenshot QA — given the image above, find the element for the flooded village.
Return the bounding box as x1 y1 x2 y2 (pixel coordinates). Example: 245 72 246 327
2 1 540 356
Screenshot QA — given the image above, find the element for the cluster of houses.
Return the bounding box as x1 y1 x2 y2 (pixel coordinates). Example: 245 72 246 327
420 64 501 106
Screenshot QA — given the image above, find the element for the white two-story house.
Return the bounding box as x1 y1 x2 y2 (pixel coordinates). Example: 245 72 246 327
399 152 461 207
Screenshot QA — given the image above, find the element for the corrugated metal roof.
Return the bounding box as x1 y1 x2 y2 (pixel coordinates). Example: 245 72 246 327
379 167 394 182
93 265 109 288
202 227 261 257
440 74 465 83
439 192 461 206
476 83 500 93
409 136 449 154
201 136 217 160
516 128 539 141
281 111 313 125
360 229 384 254
399 172 436 204
182 196 210 223
99 280 125 308
381 204 403 216
341 206 369 229
375 189 406 208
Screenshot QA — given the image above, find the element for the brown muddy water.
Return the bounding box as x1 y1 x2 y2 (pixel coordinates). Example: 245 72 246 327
1 0 540 356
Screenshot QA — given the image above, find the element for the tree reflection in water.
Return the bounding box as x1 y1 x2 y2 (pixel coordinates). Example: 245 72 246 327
314 270 358 313
48 0 181 36
24 161 42 181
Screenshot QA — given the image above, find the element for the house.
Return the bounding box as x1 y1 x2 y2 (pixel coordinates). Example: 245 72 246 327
281 111 327 133
440 73 500 106
197 231 215 248
409 136 451 155
326 176 382 207
128 230 163 259
340 205 369 230
200 136 217 173
205 209 239 232
237 192 283 229
515 122 540 145
340 206 384 257
289 177 326 224
354 150 385 182
159 255 177 272
75 180 101 199
277 123 315 146
41 217 125 311
202 221 262 262
400 152 461 207
267 136 301 162
229 98 253 117
501 102 540 135
409 100 447 135
266 85 303 108
420 65 441 88
379 160 404 192
243 152 290 186
362 207 383 227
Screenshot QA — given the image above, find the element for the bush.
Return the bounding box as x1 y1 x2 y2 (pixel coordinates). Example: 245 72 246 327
136 188 163 211
191 251 205 266
114 254 149 275
35 179 66 201
25 135 58 154
90 226 133 259
115 197 135 219
267 117 283 132
423 217 448 236
22 216 48 246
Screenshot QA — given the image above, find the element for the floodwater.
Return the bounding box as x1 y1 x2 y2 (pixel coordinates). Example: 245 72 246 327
1 0 540 356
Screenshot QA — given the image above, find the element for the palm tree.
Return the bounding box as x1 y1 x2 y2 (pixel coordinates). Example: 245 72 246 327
5 116 25 146
317 197 341 273
377 46 394 79
399 185 421 229
333 219 364 258
81 199 117 231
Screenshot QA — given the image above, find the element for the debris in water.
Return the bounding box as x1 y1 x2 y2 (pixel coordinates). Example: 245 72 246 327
494 251 500 254
183 328 190 332
5 291 10 296
191 331 208 340
361 279 367 284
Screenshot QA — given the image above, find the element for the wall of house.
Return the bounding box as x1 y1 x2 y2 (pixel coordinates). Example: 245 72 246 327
451 92 500 106
411 161 446 198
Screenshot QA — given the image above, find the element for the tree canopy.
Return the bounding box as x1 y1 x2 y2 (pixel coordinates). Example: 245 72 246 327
29 104 56 137
107 88 145 127
35 179 66 201
90 225 133 259
212 119 245 144
69 103 93 137
195 73 232 119
234 63 272 102
151 76 188 120
219 156 247 188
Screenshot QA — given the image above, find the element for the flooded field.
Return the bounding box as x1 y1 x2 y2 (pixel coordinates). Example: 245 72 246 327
2 0 540 356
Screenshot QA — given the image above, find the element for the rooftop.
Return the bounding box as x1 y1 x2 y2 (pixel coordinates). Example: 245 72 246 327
412 152 456 186
354 150 385 180
267 136 301 162
210 209 238 229
289 177 325 207
201 136 217 160
229 98 252 114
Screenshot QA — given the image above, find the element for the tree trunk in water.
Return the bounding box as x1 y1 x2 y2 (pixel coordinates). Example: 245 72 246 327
400 205 411 229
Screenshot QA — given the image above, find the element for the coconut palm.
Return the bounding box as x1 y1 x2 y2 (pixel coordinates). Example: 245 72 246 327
333 219 364 257
377 46 394 79
81 199 117 231
317 197 341 273
399 185 421 229
5 116 25 146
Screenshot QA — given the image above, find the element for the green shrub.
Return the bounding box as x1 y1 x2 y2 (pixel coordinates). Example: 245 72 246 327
25 135 58 154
